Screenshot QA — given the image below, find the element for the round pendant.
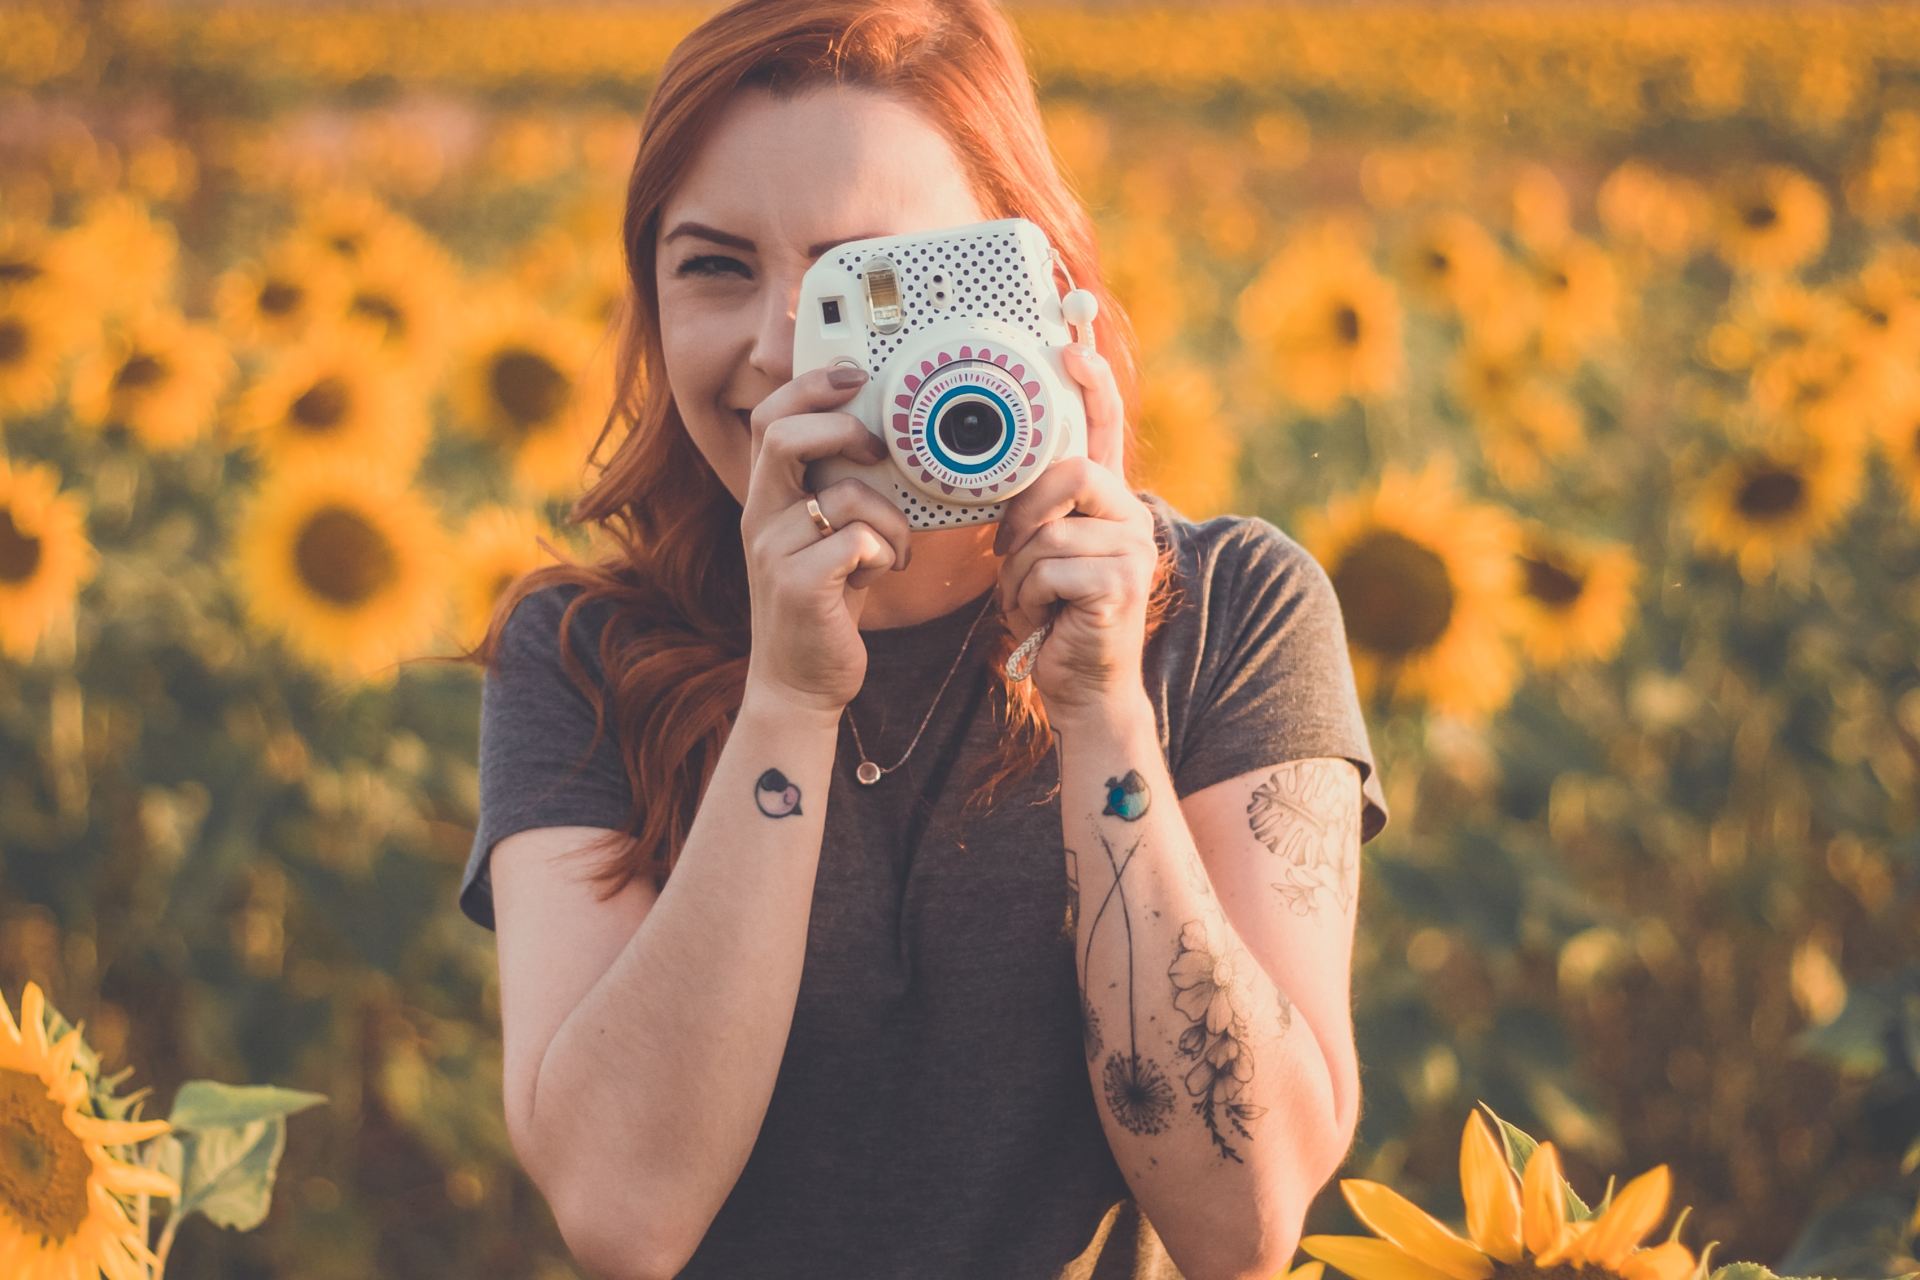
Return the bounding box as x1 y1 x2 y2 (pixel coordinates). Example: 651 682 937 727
855 760 883 785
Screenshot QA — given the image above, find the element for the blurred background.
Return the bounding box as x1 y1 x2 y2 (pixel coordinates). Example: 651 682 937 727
1 0 1918 1276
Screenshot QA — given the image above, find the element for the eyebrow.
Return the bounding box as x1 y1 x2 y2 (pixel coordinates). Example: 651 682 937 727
662 220 888 260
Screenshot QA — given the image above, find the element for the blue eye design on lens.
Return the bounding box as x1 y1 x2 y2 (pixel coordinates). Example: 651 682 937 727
889 343 1049 498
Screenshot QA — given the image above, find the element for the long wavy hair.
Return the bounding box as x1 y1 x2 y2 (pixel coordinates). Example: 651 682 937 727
456 0 1181 904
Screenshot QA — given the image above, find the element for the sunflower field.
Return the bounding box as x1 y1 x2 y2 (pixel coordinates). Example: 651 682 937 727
2 1 1919 1277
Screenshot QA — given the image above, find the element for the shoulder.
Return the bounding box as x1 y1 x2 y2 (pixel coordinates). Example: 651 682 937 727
1136 490 1333 620
490 580 633 683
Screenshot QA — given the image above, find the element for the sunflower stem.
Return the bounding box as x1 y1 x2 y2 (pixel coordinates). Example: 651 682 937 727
154 1210 181 1276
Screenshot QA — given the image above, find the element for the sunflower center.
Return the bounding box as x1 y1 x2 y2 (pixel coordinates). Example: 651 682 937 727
1735 464 1806 518
1520 553 1585 607
0 317 27 365
0 505 42 583
293 505 397 606
290 376 351 433
490 347 570 430
1489 1263 1606 1280
328 232 365 257
0 1068 93 1242
258 279 303 316
0 257 43 287
114 351 167 392
1330 304 1362 346
349 292 405 339
1743 202 1779 230
1425 249 1451 276
1329 528 1455 657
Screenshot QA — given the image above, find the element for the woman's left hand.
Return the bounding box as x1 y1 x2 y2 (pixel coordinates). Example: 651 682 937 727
992 341 1157 721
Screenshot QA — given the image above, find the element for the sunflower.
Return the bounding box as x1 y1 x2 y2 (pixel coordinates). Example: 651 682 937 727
0 289 88 419
330 231 462 385
1102 219 1198 359
283 185 428 270
0 981 177 1280
67 305 236 451
1510 523 1639 668
1687 434 1864 585
1134 357 1237 520
1711 164 1830 276
210 236 352 352
1235 217 1404 416
1700 278 1849 373
1595 161 1706 262
0 217 84 309
1520 234 1621 371
229 323 430 476
230 451 452 684
1391 211 1502 318
1300 1109 1702 1280
1507 162 1570 255
1834 256 1920 368
0 453 97 663
1868 368 1920 515
444 286 616 500
1473 383 1587 494
50 193 180 325
1298 455 1524 723
1745 339 1884 458
449 504 571 648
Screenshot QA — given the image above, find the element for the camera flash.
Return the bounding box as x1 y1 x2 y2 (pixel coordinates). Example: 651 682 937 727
862 256 903 334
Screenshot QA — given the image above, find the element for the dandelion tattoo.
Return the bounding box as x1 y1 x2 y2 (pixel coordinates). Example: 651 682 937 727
753 768 803 818
1089 826 1177 1136
1246 760 1359 916
1167 921 1275 1163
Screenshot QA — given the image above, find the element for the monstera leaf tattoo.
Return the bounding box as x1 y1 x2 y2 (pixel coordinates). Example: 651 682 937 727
1245 761 1358 917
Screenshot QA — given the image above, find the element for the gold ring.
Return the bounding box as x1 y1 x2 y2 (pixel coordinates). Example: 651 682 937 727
806 495 833 537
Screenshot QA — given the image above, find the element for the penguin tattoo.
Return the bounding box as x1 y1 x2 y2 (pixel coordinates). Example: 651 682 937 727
1102 769 1150 822
754 768 804 818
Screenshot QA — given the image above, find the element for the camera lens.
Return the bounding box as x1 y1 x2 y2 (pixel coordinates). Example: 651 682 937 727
935 397 1005 458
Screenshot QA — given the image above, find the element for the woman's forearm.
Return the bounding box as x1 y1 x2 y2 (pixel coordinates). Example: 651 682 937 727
529 684 842 1280
1053 688 1346 1280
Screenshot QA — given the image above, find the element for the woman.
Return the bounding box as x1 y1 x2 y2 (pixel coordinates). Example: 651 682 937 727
459 1 1390 1276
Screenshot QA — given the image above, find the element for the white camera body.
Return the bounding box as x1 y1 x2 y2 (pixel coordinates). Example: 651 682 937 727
795 217 1091 531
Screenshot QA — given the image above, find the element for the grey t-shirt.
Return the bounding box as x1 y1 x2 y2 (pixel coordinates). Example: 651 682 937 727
462 490 1388 1279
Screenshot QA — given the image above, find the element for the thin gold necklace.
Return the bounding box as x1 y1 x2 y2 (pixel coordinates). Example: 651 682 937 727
845 590 996 786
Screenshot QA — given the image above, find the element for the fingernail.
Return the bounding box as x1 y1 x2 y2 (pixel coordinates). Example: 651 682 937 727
829 364 870 388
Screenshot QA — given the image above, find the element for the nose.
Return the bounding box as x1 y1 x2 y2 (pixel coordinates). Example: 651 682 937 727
747 269 801 386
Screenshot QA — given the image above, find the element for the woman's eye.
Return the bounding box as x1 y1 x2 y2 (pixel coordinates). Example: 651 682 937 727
676 255 748 278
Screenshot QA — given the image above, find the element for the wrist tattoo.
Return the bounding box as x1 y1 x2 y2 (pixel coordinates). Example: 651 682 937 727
1102 769 1150 821
753 768 804 818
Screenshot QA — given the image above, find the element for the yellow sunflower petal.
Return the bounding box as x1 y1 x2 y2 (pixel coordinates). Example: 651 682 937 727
1571 1165 1671 1267
1288 1262 1328 1280
21 981 48 1056
1299 1236 1463 1280
1616 1240 1700 1280
66 1111 173 1145
1340 1180 1494 1280
1461 1111 1525 1263
95 1157 181 1199
1520 1141 1570 1258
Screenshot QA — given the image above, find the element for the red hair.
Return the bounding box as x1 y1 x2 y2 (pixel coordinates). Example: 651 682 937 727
456 0 1179 902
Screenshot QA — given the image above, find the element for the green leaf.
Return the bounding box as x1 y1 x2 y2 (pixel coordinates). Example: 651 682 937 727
168 1117 285 1232
1475 1100 1593 1221
167 1079 328 1131
1708 1265 1780 1280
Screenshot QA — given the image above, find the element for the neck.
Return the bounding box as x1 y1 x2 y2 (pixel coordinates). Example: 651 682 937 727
855 522 1000 631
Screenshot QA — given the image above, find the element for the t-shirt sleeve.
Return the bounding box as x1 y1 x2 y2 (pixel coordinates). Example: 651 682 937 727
1171 517 1390 845
460 584 638 933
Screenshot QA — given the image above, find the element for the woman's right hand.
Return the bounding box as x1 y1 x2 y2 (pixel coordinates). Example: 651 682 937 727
740 362 913 718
